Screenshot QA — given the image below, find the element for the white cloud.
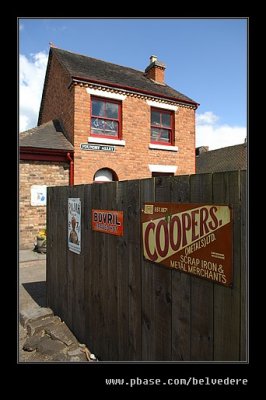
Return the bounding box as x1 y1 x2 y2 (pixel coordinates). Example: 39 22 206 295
197 111 219 125
19 23 24 31
19 51 48 132
196 111 246 150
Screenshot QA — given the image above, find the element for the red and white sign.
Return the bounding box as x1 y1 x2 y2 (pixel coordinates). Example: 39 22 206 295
141 203 233 287
92 210 123 236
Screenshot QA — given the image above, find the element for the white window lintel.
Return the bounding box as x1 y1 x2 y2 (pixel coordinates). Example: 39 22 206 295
146 100 178 111
148 165 177 173
86 88 127 101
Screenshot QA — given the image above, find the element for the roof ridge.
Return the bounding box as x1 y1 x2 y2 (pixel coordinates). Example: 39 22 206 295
52 47 144 74
19 118 57 136
202 143 246 154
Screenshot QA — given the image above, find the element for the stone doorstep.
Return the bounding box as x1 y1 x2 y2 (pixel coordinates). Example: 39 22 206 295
26 316 61 336
20 307 54 328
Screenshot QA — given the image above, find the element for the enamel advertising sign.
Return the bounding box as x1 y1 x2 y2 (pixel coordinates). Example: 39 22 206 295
92 210 123 236
141 203 233 287
68 198 81 254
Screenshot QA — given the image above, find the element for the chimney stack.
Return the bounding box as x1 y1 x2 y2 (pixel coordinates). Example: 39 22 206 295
196 146 209 156
145 55 166 84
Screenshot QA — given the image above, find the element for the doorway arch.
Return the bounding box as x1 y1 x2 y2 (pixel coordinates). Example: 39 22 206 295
93 168 118 183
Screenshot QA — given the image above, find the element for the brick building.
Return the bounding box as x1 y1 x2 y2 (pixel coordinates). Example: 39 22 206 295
196 143 247 173
19 47 198 248
20 120 73 248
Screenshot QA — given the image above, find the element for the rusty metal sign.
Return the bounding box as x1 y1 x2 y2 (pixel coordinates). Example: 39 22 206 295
141 203 233 287
92 210 123 236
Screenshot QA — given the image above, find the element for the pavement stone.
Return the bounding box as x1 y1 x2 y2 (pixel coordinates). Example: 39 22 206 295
20 307 54 327
46 322 78 346
26 316 61 336
19 249 46 263
19 251 96 362
23 334 46 351
37 336 66 355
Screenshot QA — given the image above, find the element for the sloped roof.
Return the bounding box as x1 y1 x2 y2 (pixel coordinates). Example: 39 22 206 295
51 47 198 105
20 119 73 151
196 143 247 173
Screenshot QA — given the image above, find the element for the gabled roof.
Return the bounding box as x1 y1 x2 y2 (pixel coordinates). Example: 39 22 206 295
51 48 198 106
20 119 73 151
196 143 247 173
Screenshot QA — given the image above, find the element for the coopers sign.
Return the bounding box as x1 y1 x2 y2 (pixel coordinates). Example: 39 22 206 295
141 203 233 287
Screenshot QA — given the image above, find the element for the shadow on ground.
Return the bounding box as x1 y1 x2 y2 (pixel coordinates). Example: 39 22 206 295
22 281 47 307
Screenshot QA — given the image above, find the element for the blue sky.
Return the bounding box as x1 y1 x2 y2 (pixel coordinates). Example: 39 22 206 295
19 18 247 149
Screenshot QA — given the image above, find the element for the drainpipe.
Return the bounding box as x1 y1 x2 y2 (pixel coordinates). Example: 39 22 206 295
67 152 74 186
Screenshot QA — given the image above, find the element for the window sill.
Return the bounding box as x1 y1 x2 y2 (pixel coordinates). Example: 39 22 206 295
88 137 126 146
149 143 178 152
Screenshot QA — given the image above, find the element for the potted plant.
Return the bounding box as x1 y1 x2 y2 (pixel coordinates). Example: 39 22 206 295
36 228 46 253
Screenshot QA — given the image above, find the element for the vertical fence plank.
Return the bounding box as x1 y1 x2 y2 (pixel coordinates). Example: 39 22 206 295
86 183 105 358
141 178 155 360
152 176 173 360
55 186 68 323
105 182 119 360
171 175 191 360
72 185 85 343
83 184 93 350
213 171 241 360
116 181 129 360
46 187 57 310
190 173 214 361
240 170 247 361
67 186 85 343
127 179 141 360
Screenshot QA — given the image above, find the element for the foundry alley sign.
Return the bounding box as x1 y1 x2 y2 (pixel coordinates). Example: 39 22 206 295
141 203 233 287
80 143 115 152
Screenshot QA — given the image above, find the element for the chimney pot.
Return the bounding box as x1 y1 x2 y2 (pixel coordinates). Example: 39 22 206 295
150 55 157 63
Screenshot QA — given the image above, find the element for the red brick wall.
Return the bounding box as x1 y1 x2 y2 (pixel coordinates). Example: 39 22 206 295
39 53 74 143
20 161 69 249
73 86 195 184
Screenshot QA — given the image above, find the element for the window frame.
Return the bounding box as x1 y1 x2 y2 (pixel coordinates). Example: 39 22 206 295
150 107 175 146
90 96 122 140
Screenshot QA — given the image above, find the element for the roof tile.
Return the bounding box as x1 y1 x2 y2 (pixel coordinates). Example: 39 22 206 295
52 48 197 105
196 143 247 173
20 120 73 151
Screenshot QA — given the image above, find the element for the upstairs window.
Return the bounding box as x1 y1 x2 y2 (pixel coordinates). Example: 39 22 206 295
91 97 121 139
151 108 174 145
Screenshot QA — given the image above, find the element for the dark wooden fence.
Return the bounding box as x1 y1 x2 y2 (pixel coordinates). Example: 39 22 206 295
47 171 247 361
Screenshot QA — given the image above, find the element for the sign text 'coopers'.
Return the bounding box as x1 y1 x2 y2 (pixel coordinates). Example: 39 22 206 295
92 210 123 236
141 203 232 287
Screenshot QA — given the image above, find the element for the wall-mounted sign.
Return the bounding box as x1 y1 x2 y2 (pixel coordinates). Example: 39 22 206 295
80 143 115 152
68 198 81 254
31 185 47 206
141 203 233 287
92 210 123 236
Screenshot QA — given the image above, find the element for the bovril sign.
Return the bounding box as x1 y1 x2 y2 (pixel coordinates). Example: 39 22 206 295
141 203 233 287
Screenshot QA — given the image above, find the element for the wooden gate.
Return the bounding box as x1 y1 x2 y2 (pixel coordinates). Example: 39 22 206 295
47 171 247 361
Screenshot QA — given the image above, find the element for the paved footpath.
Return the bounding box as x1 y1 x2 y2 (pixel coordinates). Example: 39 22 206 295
19 250 96 363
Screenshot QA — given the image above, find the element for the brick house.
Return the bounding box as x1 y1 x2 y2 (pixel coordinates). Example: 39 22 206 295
20 120 73 248
19 46 198 248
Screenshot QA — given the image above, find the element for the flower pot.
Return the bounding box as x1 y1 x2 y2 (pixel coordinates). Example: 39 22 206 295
36 236 46 253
